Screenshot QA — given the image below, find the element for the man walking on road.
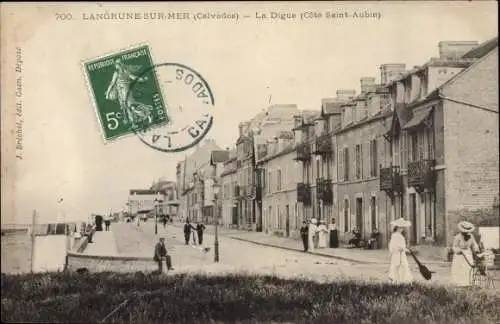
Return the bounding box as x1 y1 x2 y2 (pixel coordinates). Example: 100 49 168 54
196 222 206 245
300 221 309 252
184 220 195 245
153 237 174 273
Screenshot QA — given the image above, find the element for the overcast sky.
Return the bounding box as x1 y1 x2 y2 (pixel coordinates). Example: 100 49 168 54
7 2 497 224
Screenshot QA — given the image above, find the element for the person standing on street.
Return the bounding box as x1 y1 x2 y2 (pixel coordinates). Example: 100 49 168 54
300 221 309 252
162 215 168 228
451 221 479 287
184 220 195 245
196 222 206 245
104 215 112 231
328 218 339 248
153 237 174 273
308 219 318 253
388 218 413 284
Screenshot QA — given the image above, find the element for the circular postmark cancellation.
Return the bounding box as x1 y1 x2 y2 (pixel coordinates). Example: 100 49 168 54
127 63 214 153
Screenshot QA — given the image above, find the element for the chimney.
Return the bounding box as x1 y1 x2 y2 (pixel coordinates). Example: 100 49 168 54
438 41 479 60
380 63 406 85
360 77 376 94
293 115 303 128
238 121 250 136
336 89 356 101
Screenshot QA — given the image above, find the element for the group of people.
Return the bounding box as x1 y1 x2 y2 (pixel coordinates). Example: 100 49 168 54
388 218 488 287
300 218 339 252
183 220 206 245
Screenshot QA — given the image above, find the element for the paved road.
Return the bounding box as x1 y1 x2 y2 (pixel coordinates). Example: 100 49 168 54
109 221 455 285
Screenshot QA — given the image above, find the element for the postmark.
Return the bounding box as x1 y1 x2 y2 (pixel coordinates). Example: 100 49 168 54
83 45 169 141
129 63 214 153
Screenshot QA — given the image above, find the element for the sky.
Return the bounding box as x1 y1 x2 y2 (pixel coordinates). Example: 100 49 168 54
5 2 498 224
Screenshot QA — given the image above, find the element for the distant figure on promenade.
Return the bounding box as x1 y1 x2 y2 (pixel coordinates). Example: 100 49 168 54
300 221 309 252
308 219 318 252
196 222 206 245
328 218 339 248
317 220 328 248
388 218 413 284
367 228 381 250
183 220 195 245
85 223 95 243
153 237 174 273
104 215 112 231
451 221 479 287
136 215 140 227
162 215 168 228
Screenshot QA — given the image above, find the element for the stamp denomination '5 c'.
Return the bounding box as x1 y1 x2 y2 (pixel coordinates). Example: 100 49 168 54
83 45 169 141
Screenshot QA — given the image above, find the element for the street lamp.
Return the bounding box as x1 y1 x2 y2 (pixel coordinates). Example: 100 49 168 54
212 182 221 263
154 192 162 235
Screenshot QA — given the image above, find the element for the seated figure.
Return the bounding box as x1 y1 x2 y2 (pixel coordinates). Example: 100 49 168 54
348 227 362 247
366 228 381 249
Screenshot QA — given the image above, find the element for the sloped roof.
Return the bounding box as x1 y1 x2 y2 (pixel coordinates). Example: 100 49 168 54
462 36 498 59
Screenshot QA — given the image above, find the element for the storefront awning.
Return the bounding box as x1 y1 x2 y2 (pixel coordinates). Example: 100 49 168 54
402 106 433 131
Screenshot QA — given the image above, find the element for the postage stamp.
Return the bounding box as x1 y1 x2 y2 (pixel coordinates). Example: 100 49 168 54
83 45 169 141
131 63 215 153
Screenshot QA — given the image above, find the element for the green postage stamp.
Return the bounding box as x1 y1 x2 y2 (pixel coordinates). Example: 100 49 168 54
84 45 169 141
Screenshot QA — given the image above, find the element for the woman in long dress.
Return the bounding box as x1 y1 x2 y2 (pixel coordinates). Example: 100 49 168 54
328 218 339 248
388 218 413 284
308 219 317 252
451 221 479 287
317 220 328 248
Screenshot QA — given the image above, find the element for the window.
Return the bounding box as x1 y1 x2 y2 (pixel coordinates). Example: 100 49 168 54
344 198 350 232
370 196 377 230
343 147 349 181
268 171 272 193
402 132 409 169
277 169 282 191
355 144 362 180
370 139 378 177
393 137 400 166
410 133 418 162
261 169 266 194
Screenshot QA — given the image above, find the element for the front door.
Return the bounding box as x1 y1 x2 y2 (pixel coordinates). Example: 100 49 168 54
409 193 417 245
356 198 363 236
285 205 290 237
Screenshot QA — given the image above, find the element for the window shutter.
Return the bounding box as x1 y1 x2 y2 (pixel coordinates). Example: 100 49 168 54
373 139 378 177
360 143 364 179
339 149 344 181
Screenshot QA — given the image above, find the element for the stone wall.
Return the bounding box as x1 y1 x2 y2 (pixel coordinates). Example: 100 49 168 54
66 252 158 273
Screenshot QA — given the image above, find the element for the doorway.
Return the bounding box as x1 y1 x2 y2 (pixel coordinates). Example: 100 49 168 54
409 193 417 245
356 198 363 235
370 196 377 231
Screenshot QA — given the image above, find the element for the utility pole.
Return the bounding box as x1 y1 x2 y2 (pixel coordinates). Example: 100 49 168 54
30 210 36 273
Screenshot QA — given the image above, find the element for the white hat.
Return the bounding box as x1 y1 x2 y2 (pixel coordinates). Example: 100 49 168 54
390 217 411 228
310 218 317 224
457 221 475 233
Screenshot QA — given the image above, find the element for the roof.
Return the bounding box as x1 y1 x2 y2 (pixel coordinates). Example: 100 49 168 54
129 189 158 195
462 37 498 59
321 98 345 115
210 150 230 165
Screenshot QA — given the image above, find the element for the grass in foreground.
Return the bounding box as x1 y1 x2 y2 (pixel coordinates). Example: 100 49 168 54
1 271 499 324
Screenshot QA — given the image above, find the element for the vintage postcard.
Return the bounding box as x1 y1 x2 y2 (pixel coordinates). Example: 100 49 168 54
1 2 498 323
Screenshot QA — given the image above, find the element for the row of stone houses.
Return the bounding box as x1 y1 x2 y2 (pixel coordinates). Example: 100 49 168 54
180 38 498 249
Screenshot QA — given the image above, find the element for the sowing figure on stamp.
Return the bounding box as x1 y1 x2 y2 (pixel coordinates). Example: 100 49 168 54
105 58 153 128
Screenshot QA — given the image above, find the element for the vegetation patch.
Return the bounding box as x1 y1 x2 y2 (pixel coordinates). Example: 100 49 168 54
1 272 499 323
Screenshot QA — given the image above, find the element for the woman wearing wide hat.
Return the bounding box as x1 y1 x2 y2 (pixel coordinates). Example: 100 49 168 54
388 218 413 284
451 221 479 287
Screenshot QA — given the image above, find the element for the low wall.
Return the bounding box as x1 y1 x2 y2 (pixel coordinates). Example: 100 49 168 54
66 252 158 273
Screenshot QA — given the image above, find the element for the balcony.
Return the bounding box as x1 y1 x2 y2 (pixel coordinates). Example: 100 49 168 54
297 183 312 206
379 166 403 195
316 178 333 205
294 143 311 162
313 134 333 155
408 159 436 192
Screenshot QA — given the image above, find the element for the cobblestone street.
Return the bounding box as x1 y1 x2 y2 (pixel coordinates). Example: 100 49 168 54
102 221 458 285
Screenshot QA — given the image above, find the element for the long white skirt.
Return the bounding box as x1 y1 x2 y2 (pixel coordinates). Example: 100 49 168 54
388 251 413 284
451 250 474 287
